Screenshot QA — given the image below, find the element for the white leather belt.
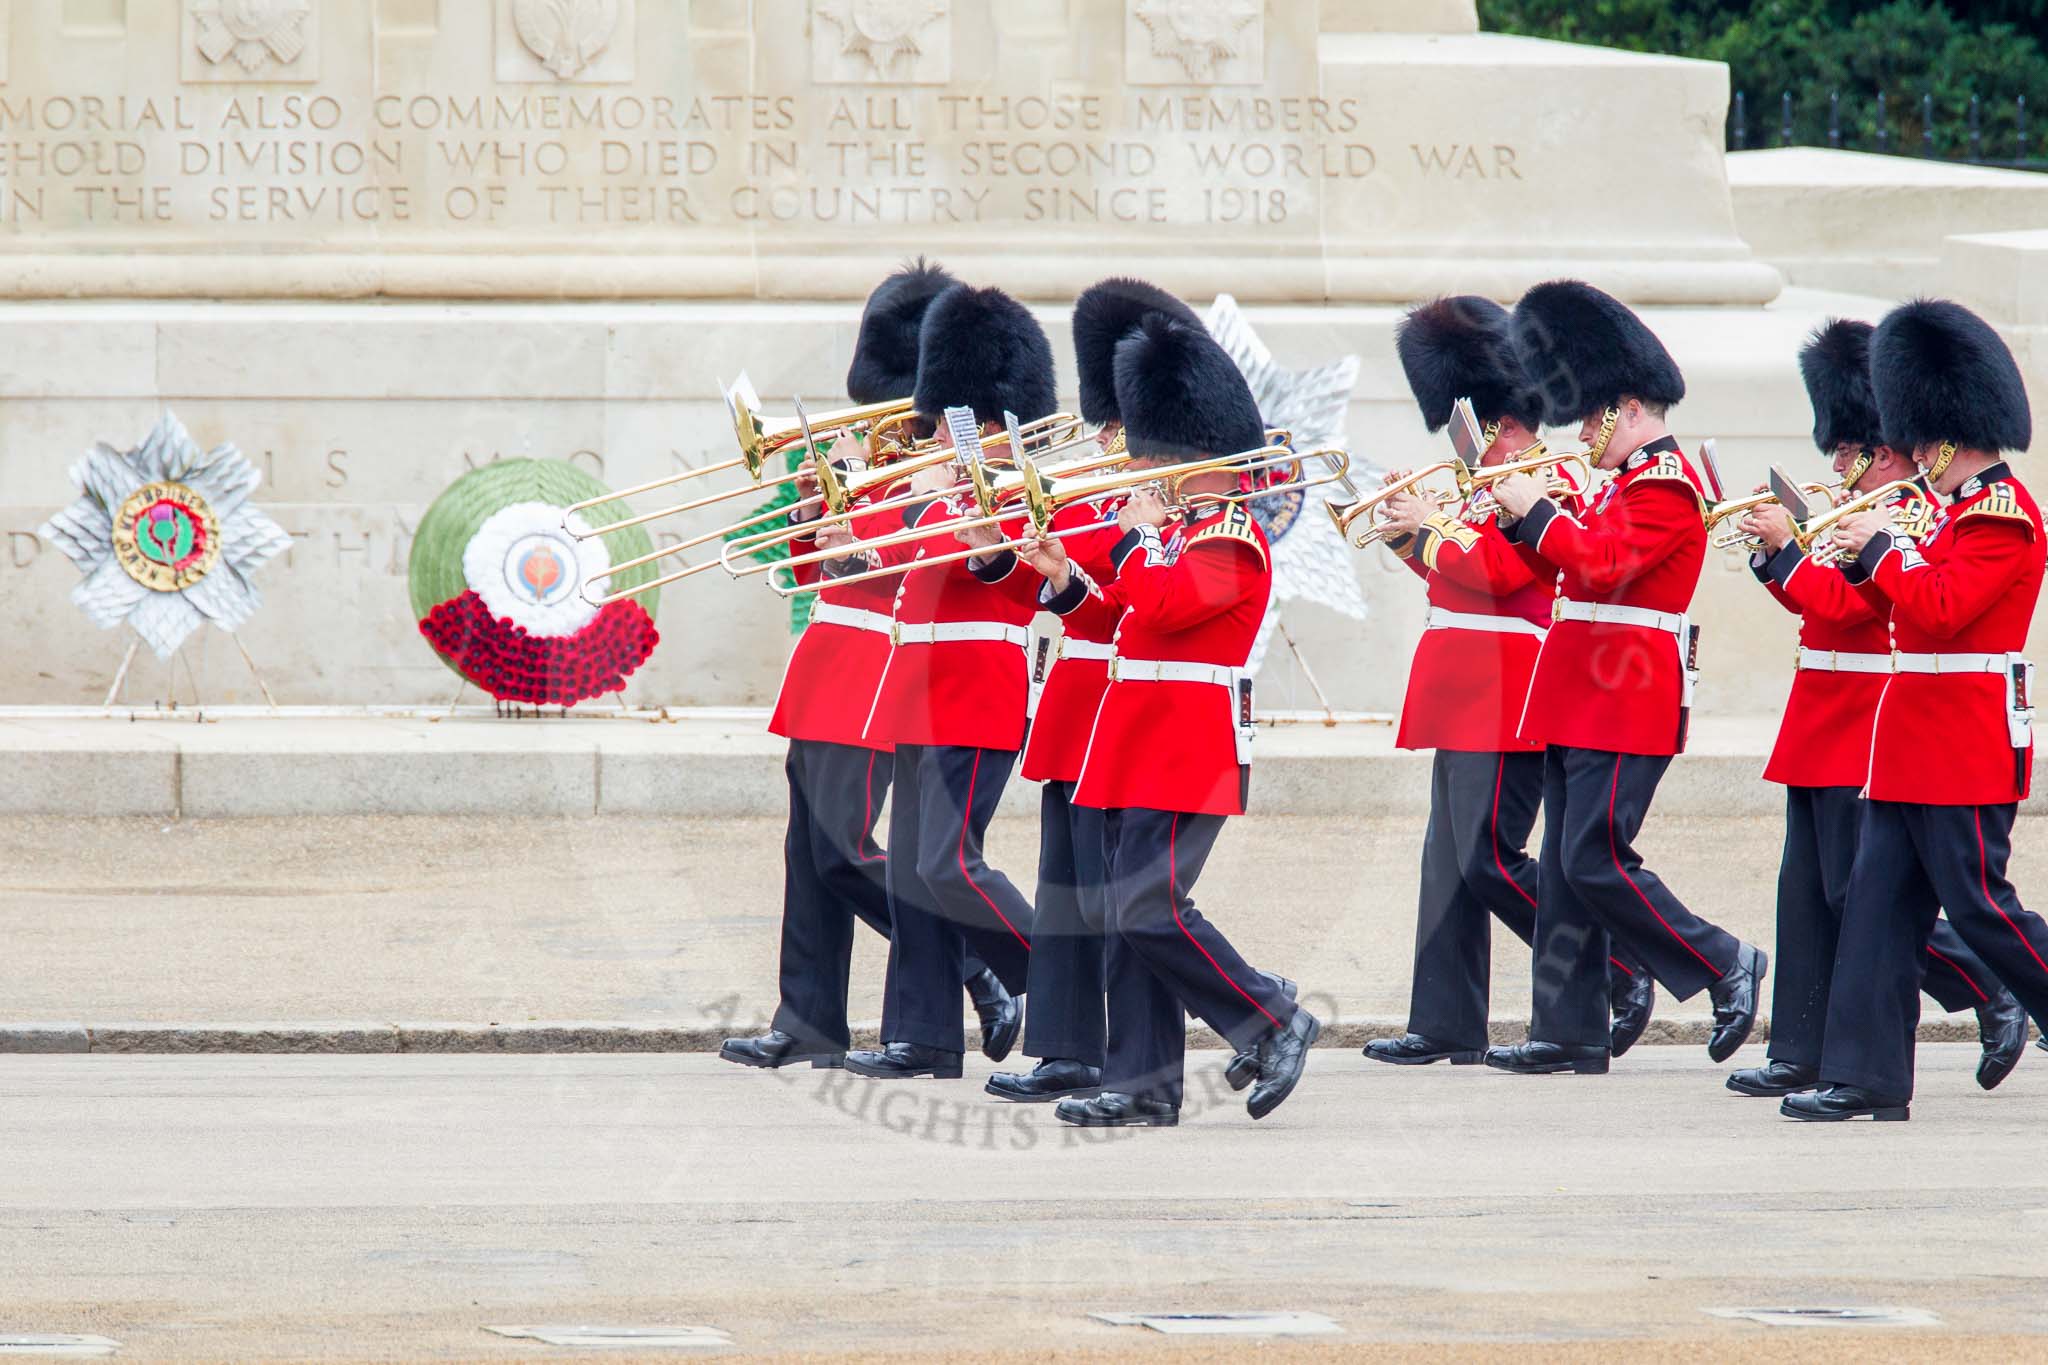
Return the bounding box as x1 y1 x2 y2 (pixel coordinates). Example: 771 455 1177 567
1426 606 1547 640
1110 658 1239 687
1055 637 1115 662
1890 651 2012 675
809 602 893 635
1796 648 1892 674
1553 598 1686 635
891 620 1029 648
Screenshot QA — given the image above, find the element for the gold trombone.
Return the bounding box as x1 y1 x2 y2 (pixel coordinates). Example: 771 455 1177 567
743 444 1349 596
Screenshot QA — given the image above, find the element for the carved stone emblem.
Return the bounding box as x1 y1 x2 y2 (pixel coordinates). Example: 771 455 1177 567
812 0 950 84
192 0 311 75
512 0 620 79
1128 0 1262 84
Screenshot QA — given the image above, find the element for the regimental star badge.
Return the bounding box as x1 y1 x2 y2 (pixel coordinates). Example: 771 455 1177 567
815 0 946 79
193 0 311 74
40 412 294 662
1204 294 1369 673
512 0 622 80
1134 0 1258 83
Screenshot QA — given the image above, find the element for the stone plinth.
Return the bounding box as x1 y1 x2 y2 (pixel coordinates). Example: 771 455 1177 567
0 0 1772 303
1732 148 2048 296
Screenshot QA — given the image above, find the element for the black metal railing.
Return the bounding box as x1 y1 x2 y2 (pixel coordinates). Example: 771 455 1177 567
1730 90 2045 170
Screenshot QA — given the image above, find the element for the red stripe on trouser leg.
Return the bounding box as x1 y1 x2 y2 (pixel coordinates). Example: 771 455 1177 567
1491 753 1538 913
1977 808 2048 975
959 750 1031 952
856 750 884 863
1608 957 1633 976
1167 812 1279 1029
1925 944 1990 1003
1608 754 1726 977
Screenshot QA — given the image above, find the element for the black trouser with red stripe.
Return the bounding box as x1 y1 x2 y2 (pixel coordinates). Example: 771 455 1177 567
1769 785 2007 1070
1021 780 1108 1067
1821 800 2048 1100
771 739 994 1052
1101 806 1297 1109
880 743 1034 1054
1530 746 1743 1049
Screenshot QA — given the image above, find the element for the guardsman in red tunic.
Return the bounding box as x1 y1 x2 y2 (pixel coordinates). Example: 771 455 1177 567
1018 312 1318 1127
985 277 1191 1104
721 260 1020 1070
828 283 1053 1081
1485 280 1768 1075
1725 318 2028 1101
1367 296 1656 1067
1784 299 2048 1122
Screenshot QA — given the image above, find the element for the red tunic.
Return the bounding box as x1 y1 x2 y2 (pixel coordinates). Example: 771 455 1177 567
1394 510 1555 754
1020 494 1124 784
768 498 899 752
1511 437 1708 757
1854 465 2044 805
1055 504 1272 817
1755 483 1937 789
860 494 1041 752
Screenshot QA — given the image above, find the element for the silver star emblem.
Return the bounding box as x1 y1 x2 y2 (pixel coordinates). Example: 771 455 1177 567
40 412 294 661
1204 294 1369 673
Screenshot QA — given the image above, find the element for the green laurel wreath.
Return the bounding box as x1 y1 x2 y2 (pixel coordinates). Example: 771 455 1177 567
722 441 819 635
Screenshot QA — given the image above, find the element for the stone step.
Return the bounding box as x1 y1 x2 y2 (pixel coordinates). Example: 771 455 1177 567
5 706 2003 820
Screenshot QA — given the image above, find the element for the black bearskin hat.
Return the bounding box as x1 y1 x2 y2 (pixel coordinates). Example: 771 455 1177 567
1871 298 2031 454
913 283 1057 425
1395 295 1545 433
846 257 957 403
1072 277 1199 425
1113 311 1266 462
1797 319 1881 454
1509 279 1685 426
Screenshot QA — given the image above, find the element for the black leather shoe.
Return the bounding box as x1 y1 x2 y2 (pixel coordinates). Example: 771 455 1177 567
1362 1032 1485 1066
718 1030 845 1070
842 1042 963 1079
1483 1041 1609 1075
985 1058 1102 1102
1247 1008 1320 1120
1225 975 1298 1091
1707 943 1768 1063
965 968 1021 1063
1608 965 1656 1058
1780 1084 1909 1121
1726 1059 1819 1097
2038 1035 2047 1055
1975 990 2028 1091
1054 1092 1179 1127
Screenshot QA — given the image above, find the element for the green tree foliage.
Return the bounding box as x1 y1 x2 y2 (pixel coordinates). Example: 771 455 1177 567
1479 0 2048 157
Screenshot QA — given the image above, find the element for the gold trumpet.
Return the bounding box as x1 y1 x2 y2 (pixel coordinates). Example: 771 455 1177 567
1327 460 1469 550
748 444 1348 596
1459 446 1593 518
1706 481 1839 553
1796 479 1922 567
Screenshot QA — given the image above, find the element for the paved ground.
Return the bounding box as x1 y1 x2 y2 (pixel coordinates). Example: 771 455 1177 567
6 813 2042 1052
1 1048 2043 1362
1 813 1801 1028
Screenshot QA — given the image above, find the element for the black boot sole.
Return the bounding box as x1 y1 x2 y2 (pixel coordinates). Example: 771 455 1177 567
1485 1053 1609 1075
1725 1074 1818 1097
1363 1046 1486 1066
1779 1099 1909 1121
843 1056 964 1080
718 1044 845 1070
1055 1107 1178 1128
1225 1053 1257 1092
979 1019 1021 1065
984 1079 1102 1103
1977 1055 2021 1091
